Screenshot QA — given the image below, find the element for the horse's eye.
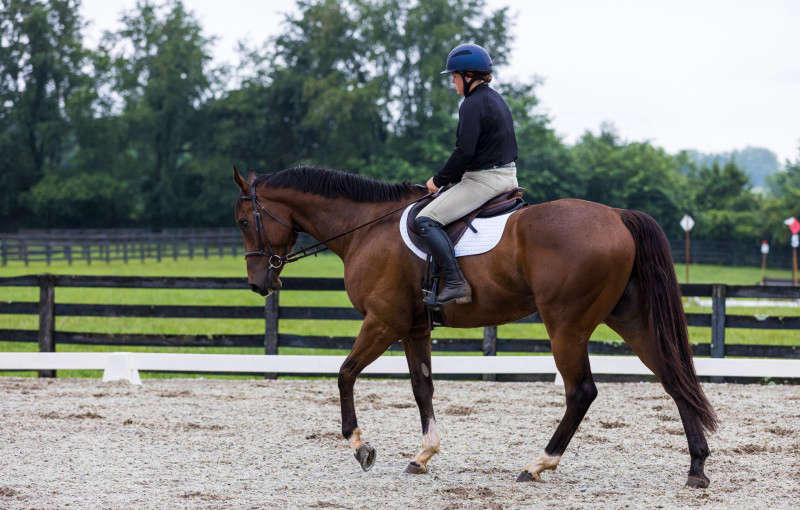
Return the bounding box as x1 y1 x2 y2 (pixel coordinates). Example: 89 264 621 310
239 219 249 229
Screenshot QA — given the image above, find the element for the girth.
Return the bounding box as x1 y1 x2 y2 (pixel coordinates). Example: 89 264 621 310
407 187 526 249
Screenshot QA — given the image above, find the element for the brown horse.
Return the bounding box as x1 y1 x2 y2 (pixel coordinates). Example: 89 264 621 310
233 166 717 488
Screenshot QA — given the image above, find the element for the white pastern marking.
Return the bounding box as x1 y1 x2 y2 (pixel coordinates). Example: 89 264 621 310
422 419 440 452
348 428 364 450
523 452 561 480
412 418 441 470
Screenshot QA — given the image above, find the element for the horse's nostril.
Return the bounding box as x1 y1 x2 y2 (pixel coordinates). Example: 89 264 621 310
249 284 259 293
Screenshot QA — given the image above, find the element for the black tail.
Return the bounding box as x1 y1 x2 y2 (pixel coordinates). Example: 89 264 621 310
620 209 717 432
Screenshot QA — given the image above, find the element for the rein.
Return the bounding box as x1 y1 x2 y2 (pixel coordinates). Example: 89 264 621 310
241 182 432 269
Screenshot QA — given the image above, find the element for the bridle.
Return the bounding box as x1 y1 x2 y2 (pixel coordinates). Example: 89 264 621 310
240 182 297 269
239 182 434 270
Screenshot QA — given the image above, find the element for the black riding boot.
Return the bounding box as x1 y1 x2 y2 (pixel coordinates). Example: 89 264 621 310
414 217 472 305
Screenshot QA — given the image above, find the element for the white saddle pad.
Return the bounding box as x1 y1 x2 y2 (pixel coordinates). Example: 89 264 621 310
399 203 515 260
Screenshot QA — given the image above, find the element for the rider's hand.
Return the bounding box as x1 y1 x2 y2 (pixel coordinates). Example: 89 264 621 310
426 177 439 194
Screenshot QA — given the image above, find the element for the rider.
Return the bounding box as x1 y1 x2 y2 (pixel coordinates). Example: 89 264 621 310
414 43 519 305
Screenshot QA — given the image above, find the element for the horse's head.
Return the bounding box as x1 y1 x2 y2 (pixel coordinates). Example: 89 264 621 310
233 168 299 296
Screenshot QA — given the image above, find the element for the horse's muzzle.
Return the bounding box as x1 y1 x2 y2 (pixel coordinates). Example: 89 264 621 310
249 273 282 296
249 284 274 296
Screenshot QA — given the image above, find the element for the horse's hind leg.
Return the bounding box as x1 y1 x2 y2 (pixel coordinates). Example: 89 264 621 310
400 323 439 474
518 327 597 482
606 286 710 488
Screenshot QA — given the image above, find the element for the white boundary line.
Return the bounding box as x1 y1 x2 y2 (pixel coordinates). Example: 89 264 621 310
1 352 798 385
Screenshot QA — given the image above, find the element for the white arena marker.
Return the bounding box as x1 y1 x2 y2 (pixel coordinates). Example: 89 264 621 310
102 352 141 385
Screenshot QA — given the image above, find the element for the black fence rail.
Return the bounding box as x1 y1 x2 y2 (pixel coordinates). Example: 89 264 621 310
0 230 242 266
1 276 798 379
0 230 325 266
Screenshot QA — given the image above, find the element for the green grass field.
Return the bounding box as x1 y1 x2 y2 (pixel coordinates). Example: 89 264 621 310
1 254 797 378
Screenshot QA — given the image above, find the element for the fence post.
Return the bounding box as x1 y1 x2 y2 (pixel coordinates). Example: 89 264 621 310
45 242 52 266
264 291 279 379
65 244 72 265
710 284 726 382
710 285 726 358
38 274 56 378
482 326 497 382
1 239 6 266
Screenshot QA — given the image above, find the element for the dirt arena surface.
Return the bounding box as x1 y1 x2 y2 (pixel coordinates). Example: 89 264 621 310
1 377 798 509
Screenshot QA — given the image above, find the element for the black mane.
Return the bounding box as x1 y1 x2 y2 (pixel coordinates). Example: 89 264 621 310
254 166 420 202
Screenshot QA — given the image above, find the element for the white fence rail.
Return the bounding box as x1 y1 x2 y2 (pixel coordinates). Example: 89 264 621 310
2 352 798 385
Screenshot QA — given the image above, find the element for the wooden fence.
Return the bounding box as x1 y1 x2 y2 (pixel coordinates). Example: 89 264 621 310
0 230 241 266
1 275 799 379
0 230 317 266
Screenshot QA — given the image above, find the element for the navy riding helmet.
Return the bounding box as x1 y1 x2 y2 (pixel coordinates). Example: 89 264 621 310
441 43 493 74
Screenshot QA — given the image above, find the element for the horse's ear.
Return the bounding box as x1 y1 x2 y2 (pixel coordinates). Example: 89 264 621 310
233 166 249 194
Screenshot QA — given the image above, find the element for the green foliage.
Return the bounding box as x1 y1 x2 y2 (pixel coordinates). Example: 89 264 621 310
685 160 764 241
0 0 93 228
761 157 800 243
572 125 686 236
27 171 130 226
100 0 218 227
0 0 788 249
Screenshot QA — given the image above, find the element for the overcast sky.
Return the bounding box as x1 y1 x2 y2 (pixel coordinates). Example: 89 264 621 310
81 0 800 165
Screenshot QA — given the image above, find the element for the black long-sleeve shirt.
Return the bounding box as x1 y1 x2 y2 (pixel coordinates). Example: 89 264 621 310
433 83 518 188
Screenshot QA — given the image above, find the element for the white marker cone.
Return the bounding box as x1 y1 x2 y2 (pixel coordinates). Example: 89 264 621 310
102 353 142 385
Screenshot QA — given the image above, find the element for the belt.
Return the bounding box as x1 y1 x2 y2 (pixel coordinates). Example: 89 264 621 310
469 162 516 172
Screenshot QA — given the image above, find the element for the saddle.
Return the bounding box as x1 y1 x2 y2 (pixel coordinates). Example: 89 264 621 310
407 187 526 252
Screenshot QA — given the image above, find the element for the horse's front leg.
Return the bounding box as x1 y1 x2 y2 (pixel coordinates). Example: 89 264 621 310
401 326 440 474
338 316 400 471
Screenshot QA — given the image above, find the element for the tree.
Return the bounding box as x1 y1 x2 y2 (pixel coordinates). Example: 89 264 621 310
381 0 512 180
234 0 513 184
762 150 800 243
685 160 763 241
571 126 686 236
103 0 217 227
231 0 389 173
0 0 92 228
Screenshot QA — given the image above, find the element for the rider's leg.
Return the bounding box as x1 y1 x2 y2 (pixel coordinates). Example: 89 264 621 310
414 216 471 304
414 167 517 305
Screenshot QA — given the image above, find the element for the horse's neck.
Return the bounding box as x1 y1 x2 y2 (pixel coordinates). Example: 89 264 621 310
289 195 406 259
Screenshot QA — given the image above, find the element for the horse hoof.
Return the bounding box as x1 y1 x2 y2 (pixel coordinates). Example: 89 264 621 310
404 461 426 474
354 444 376 472
686 475 710 489
516 470 540 482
